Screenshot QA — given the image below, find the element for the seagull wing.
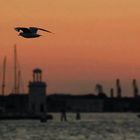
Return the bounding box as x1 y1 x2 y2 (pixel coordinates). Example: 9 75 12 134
15 27 31 33
29 27 39 33
38 28 52 33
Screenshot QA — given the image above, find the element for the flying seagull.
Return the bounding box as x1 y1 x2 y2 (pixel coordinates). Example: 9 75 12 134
15 27 52 38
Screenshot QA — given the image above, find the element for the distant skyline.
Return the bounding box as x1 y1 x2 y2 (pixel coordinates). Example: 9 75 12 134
0 0 140 96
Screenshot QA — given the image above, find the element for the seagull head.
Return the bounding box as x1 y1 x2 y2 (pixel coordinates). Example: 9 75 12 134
19 32 22 36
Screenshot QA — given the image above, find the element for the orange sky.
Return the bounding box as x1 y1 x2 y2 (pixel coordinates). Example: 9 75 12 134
1 0 140 96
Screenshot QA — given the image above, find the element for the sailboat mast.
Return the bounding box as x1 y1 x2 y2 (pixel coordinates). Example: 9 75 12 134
2 56 6 96
14 45 17 94
17 70 21 94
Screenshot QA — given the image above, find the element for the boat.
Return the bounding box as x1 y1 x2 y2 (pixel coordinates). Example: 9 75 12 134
0 114 53 121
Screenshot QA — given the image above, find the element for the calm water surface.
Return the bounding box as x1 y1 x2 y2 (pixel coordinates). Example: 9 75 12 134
0 113 140 140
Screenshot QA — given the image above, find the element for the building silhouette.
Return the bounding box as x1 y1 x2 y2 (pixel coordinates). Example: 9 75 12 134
28 68 47 115
110 88 114 98
132 79 139 98
0 69 140 116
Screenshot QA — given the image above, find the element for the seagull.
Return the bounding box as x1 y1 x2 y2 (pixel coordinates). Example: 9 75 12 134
15 27 52 38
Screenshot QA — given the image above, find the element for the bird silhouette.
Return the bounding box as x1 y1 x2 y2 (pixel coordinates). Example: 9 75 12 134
15 27 52 38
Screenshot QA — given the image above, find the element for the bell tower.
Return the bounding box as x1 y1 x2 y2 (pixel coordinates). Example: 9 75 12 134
33 68 42 82
28 68 47 115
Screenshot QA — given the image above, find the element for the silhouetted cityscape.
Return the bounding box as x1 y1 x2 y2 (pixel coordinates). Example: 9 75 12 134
0 68 140 120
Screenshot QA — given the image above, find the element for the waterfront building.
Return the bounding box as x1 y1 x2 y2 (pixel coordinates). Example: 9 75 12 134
28 68 47 115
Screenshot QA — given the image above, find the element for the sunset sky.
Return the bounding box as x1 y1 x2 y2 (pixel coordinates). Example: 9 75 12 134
1 0 140 96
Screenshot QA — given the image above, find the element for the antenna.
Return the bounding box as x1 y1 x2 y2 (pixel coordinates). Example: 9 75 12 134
2 56 7 96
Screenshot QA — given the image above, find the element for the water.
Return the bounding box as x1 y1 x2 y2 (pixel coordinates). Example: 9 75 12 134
0 113 140 140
